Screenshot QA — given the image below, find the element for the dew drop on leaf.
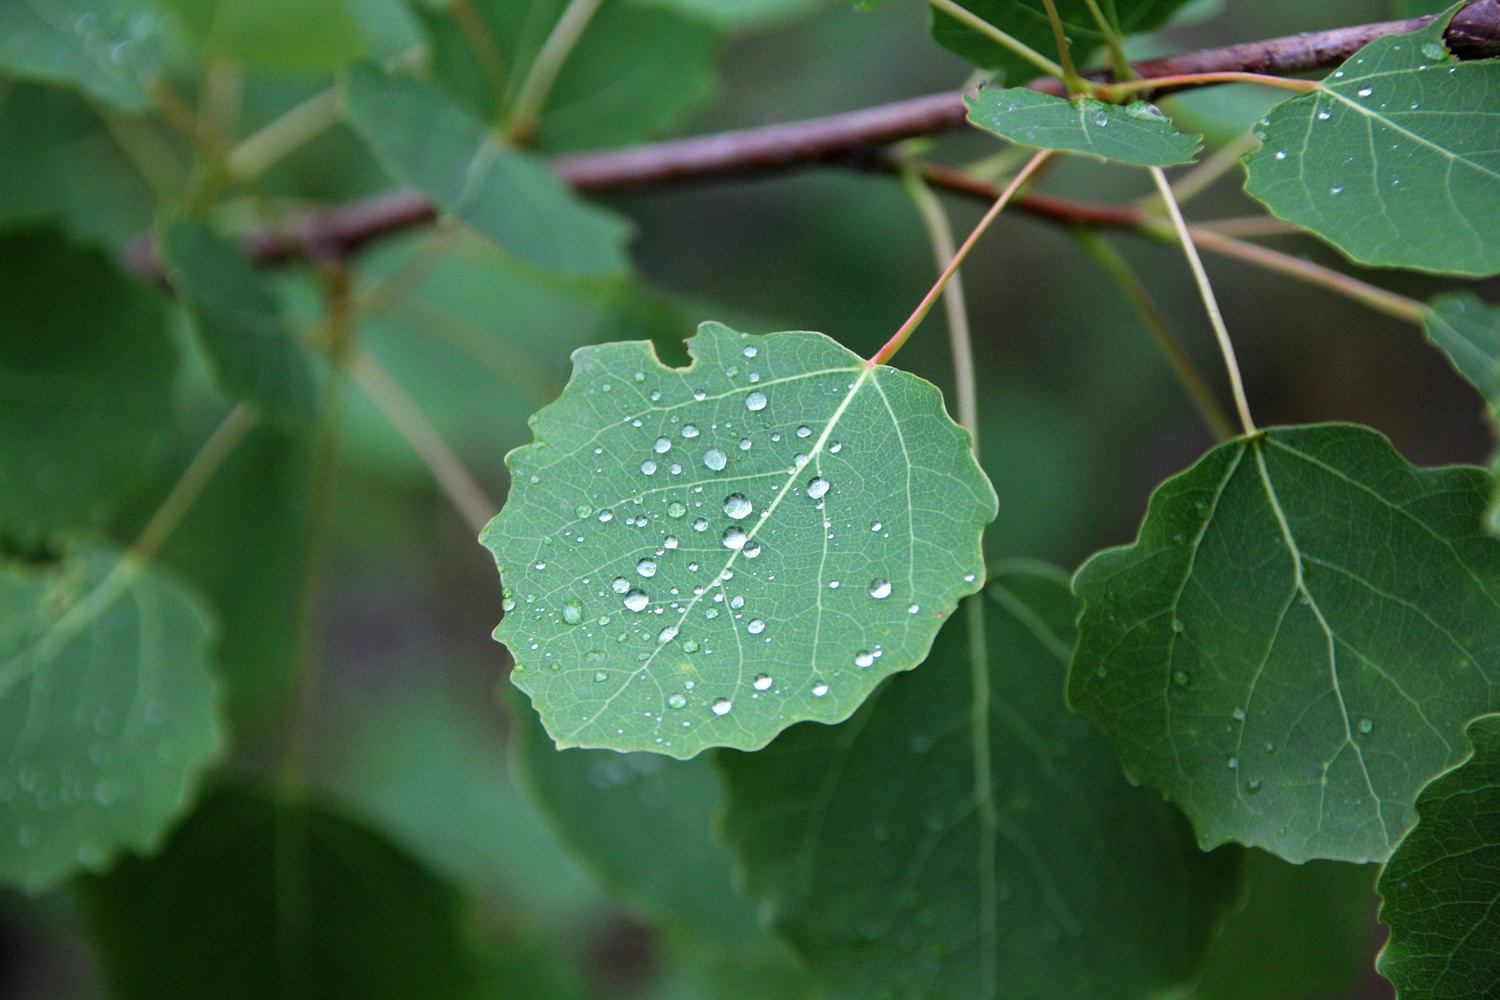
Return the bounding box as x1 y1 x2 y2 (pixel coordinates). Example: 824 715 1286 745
745 391 767 412
668 693 687 709
723 494 753 519
722 526 747 550
747 619 766 635
711 697 732 716
636 558 657 578
807 477 830 500
624 590 649 612
869 579 892 600
753 673 773 691
704 448 727 471
561 601 583 625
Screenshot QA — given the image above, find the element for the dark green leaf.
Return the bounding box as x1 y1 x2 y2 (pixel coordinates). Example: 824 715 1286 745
0 228 177 548
965 87 1201 165
1424 292 1500 403
1069 424 1500 863
1377 713 1500 999
483 322 996 757
154 0 365 71
160 221 319 429
78 785 493 1000
0 0 161 111
644 0 826 31
931 1 1194 79
719 564 1240 1000
0 545 221 892
1242 11 1500 277
341 63 631 277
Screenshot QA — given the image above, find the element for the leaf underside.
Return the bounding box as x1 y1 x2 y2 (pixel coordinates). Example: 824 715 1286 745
966 88 1202 166
482 322 996 758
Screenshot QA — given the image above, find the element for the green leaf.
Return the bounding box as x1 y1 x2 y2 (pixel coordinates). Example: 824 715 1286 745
1424 292 1500 404
640 0 826 31
160 221 319 429
0 228 177 548
340 63 631 278
965 87 1201 165
77 785 493 999
930 1 1193 79
1242 11 1500 277
482 321 996 758
511 694 792 962
719 564 1240 1000
0 545 222 892
153 0 365 72
1069 424 1500 864
1377 713 1500 999
0 0 162 111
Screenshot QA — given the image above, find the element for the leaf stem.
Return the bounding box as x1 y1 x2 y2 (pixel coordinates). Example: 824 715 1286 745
1072 229 1235 441
899 168 981 451
1040 0 1086 93
925 0 1068 81
871 151 1051 368
1103 72 1320 100
227 88 340 181
349 352 498 533
506 0 605 145
1149 167 1256 436
1083 0 1133 80
451 0 510 108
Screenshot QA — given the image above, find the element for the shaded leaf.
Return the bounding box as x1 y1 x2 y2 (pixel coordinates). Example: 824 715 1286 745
0 545 221 892
160 221 319 429
719 564 1240 1000
341 63 631 277
0 0 162 111
1242 11 1500 277
931 1 1194 79
0 228 177 548
641 0 826 31
482 322 995 758
1069 424 1500 864
1424 292 1500 403
154 0 365 72
1377 713 1500 1000
965 87 1201 165
78 785 493 1000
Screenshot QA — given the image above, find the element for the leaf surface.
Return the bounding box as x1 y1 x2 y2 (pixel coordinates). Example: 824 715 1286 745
0 0 161 110
930 1 1194 79
1242 12 1500 276
1424 292 1500 404
966 88 1201 165
482 322 995 757
719 564 1240 1000
1069 424 1500 863
154 0 365 72
341 63 631 277
1376 714 1500 999
0 545 221 891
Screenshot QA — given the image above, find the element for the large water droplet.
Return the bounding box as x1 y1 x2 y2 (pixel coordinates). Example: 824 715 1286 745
611 577 630 594
711 697 732 716
869 579 892 600
746 618 766 635
654 437 672 454
811 681 829 697
636 558 658 578
745 391 768 412
806 477 830 500
722 526 747 550
624 590 649 612
753 673 773 691
704 448 727 471
723 494 753 519
854 650 875 668
640 460 658 475
657 625 679 644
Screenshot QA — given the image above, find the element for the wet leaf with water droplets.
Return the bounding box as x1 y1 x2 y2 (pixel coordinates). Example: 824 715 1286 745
482 322 995 757
719 564 1239 1000
0 0 162 110
966 88 1201 166
0 545 222 891
1069 424 1500 863
1242 11 1500 276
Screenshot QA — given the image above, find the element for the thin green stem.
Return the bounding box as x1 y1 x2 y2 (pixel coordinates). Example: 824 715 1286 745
1039 0 1085 93
1104 72 1319 100
228 88 339 181
1073 229 1235 441
926 0 1067 81
871 150 1052 367
1149 167 1255 436
899 168 980 451
1082 0 1132 80
451 0 509 108
1167 131 1261 205
506 0 605 144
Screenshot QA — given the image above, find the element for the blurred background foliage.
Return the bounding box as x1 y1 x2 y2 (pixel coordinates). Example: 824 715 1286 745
1 0 1494 997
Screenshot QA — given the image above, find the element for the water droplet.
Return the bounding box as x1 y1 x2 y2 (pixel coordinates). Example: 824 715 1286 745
1245 779 1263 795
908 604 920 615
502 597 516 612
869 579 892 600
753 673 773 691
723 494 753 519
743 345 758 358
1231 707 1246 721
1171 619 1184 633
693 517 709 532
722 526 747 550
854 650 875 668
1357 717 1373 735
747 618 766 635
562 601 583 625
1317 108 1332 121
663 536 679 550
640 460 658 475
1172 670 1191 688
704 448 727 471
1356 86 1373 98
666 500 687 518
806 477 830 500
1274 150 1287 160
593 670 608 683
681 424 700 439
1421 41 1446 60
1329 184 1343 195
653 437 672 454
729 595 745 610
796 425 812 439
711 697 732 716
870 521 882 532
624 590 649 612
598 510 614 523
811 682 829 698
1227 756 1239 770
657 625 679 644
745 391 768 412
636 558 658 578
668 693 688 709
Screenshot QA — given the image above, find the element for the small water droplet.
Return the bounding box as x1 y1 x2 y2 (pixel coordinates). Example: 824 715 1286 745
796 425 812 439
637 558 658 578
1357 718 1374 735
1171 619 1184 633
682 639 700 653
693 517 709 532
640 460 658 475
653 437 672 454
666 500 687 518
1329 184 1343 195
711 697 732 716
668 693 688 709
1172 670 1191 688
745 391 768 412
811 682 829 697
1356 86 1373 98
1421 41 1446 60
681 424 700 439
753 673 773 691
724 494 753 519
1317 108 1332 121
806 477 830 500
743 345 758 358
746 618 766 635
598 510 614 523
562 601 583 625
1227 756 1238 770
657 625 679 644
624 590 649 612
854 650 875 668
704 448 727 471
722 526 747 550
1245 779 1263 795
612 577 631 594
869 579 892 600
1274 150 1287 160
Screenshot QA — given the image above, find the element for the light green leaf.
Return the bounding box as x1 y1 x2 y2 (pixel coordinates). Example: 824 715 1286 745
930 1 1194 78
482 321 995 758
0 545 222 892
1377 713 1500 999
341 63 631 278
965 87 1201 165
1424 292 1500 404
511 694 794 963
154 0 365 72
639 0 826 31
1069 424 1500 864
0 0 161 111
719 564 1240 1000
160 221 319 429
1242 11 1500 277
77 785 493 999
0 228 177 548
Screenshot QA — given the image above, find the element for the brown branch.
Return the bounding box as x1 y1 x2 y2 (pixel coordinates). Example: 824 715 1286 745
122 1 1500 281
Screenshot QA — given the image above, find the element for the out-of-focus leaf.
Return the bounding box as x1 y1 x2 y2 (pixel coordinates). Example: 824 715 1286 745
159 221 319 429
341 63 631 277
720 564 1240 1000
966 88 1201 165
0 0 162 111
0 545 221 892
154 0 365 72
639 0 826 31
1422 293 1500 529
483 322 996 757
0 228 176 548
1377 714 1500 999
77 785 493 999
1242 11 1500 277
